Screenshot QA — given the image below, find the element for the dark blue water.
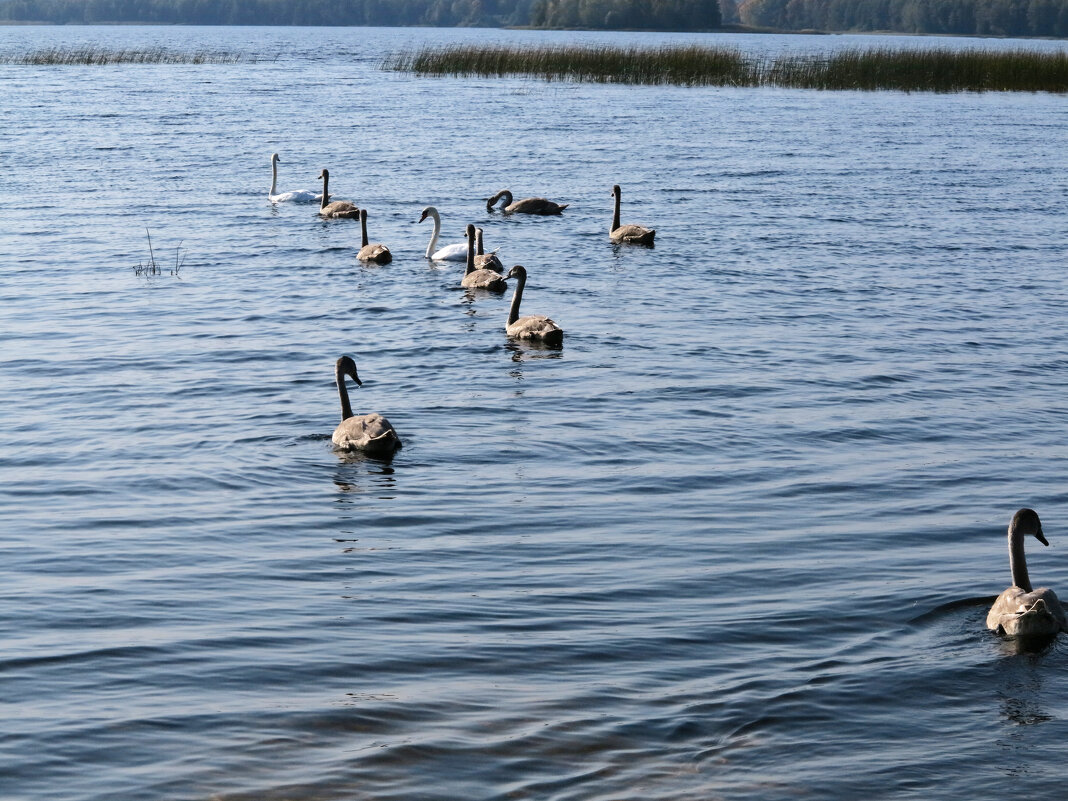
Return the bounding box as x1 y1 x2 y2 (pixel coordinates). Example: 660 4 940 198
2 24 1068 801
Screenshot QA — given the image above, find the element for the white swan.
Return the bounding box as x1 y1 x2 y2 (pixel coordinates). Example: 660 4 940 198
987 508 1067 638
331 356 401 455
504 265 563 345
357 209 392 264
318 169 360 219
268 153 321 203
418 206 468 261
610 184 655 245
475 227 503 273
461 224 506 292
486 189 568 215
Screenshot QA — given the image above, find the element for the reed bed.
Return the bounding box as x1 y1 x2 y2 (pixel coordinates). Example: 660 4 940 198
384 44 1068 93
0 46 251 65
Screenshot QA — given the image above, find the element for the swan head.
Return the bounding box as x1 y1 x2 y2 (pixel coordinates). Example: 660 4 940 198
318 168 329 181
360 208 368 222
506 265 527 281
272 152 280 164
466 223 476 239
1011 508 1048 546
336 355 362 388
418 206 437 224
612 184 621 197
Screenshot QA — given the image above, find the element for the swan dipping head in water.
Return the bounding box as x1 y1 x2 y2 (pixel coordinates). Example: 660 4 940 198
331 356 401 456
987 508 1067 638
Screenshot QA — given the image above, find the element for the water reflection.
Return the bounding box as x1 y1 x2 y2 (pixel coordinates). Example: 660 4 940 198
332 462 398 502
505 340 564 363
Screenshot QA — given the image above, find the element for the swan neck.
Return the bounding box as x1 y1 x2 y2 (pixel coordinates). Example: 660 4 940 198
476 229 485 256
425 210 440 258
1009 528 1033 592
336 363 354 421
270 158 278 195
502 190 513 210
612 190 621 232
464 233 475 275
508 273 525 326
361 214 369 247
320 173 330 209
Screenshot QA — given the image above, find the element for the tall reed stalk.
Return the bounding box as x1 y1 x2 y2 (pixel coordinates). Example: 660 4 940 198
383 44 1068 93
0 46 251 65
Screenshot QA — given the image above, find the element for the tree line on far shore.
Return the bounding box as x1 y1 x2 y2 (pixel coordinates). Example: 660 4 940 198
737 0 1068 38
0 0 1066 37
0 0 719 29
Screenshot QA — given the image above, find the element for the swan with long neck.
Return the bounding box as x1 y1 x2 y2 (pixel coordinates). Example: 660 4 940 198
357 209 392 264
987 508 1067 637
504 265 563 345
331 356 401 455
610 184 655 245
486 189 568 215
418 206 468 261
461 223 506 292
474 227 503 273
318 169 360 219
269 153 321 203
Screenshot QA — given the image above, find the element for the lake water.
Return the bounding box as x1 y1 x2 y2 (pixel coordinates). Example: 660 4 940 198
2 23 1068 801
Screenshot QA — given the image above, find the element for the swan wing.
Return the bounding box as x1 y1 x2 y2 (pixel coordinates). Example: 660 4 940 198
321 201 359 219
474 253 504 273
431 242 469 261
988 586 1067 636
507 315 563 344
508 197 567 215
358 243 392 264
332 413 400 454
611 224 656 244
461 269 506 292
270 189 322 203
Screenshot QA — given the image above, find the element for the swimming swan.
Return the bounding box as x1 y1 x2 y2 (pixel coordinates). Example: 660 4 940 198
610 184 655 245
987 508 1067 638
318 169 360 219
268 153 321 203
475 227 503 273
486 189 568 215
504 265 563 345
357 209 392 264
418 206 468 261
461 224 506 292
331 356 401 455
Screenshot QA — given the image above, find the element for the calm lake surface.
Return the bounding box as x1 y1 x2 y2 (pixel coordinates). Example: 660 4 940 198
2 23 1068 801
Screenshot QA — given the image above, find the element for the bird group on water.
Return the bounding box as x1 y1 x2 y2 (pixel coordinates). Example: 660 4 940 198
268 153 653 455
273 154 1063 647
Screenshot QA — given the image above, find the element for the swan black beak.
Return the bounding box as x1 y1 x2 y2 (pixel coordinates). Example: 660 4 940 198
1037 530 1050 546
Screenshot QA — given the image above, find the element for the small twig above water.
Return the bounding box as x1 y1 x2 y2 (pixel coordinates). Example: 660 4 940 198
133 229 185 278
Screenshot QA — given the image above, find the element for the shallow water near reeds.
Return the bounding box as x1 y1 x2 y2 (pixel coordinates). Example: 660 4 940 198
2 24 1068 801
